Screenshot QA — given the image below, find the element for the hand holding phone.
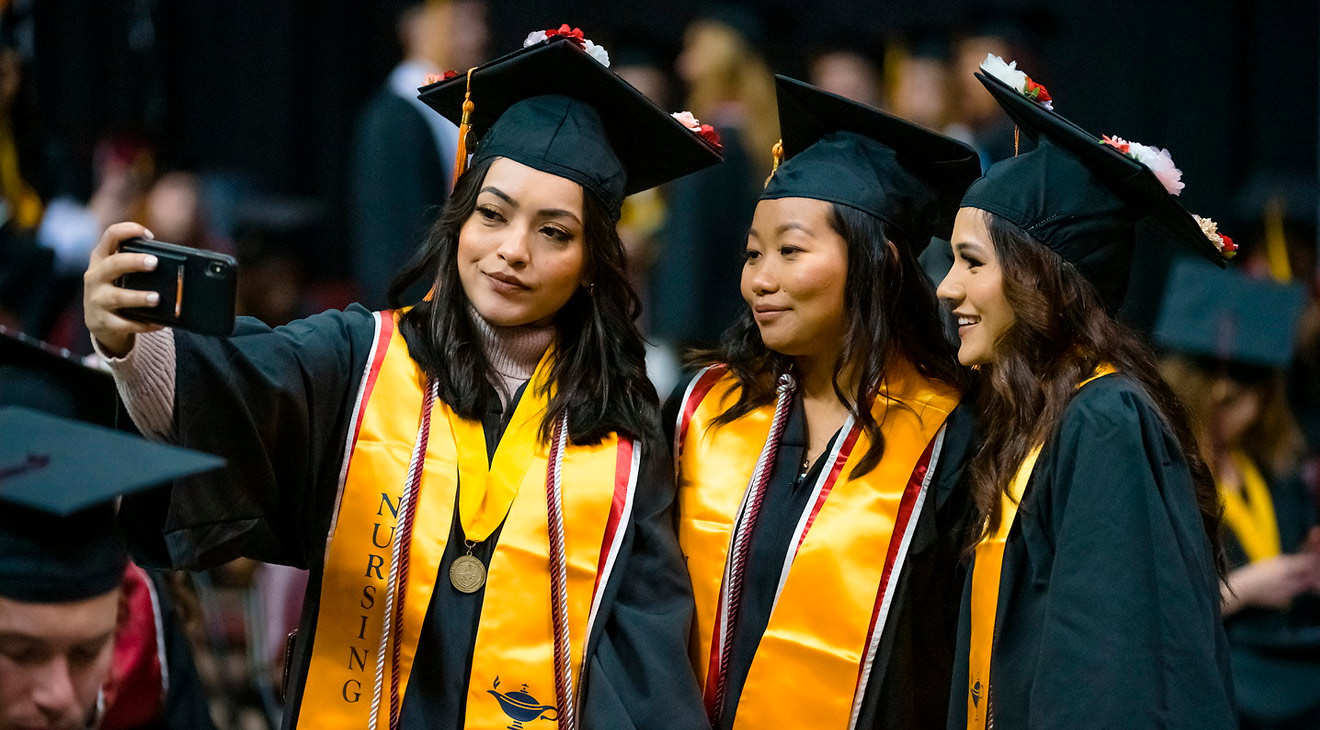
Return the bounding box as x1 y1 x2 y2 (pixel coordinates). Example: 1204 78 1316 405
116 238 237 336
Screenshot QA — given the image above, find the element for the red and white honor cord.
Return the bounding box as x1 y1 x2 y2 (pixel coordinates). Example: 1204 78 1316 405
369 379 437 730
709 373 796 717
546 412 577 730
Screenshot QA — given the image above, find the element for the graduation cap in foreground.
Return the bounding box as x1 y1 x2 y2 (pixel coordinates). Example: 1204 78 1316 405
961 59 1232 310
1154 258 1307 376
418 33 723 218
762 75 981 249
0 408 224 602
0 326 117 426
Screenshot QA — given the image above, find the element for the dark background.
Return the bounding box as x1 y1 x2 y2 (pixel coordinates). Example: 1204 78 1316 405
27 0 1320 278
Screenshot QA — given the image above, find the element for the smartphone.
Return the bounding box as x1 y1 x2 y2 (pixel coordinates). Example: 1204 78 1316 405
117 238 237 336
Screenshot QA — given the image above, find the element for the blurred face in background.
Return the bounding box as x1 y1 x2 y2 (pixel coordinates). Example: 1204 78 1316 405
144 172 203 246
0 591 120 730
954 34 1014 127
741 197 849 360
888 56 950 131
809 50 881 108
676 20 742 90
457 158 588 327
410 0 488 71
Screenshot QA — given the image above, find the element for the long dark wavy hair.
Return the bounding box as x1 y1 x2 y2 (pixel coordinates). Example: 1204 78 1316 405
387 157 660 446
691 203 965 477
969 210 1223 569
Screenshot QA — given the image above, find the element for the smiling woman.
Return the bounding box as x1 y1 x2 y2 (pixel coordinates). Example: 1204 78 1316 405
670 76 983 730
86 31 722 730
938 58 1236 730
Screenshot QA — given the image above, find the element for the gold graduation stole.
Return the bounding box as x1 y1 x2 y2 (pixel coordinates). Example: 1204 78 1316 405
675 359 959 729
1219 450 1281 563
298 311 640 729
965 364 1115 730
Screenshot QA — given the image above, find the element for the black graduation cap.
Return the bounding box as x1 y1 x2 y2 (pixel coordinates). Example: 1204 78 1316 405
417 34 723 217
0 326 118 427
762 75 982 249
0 407 224 602
1154 258 1306 371
961 70 1228 310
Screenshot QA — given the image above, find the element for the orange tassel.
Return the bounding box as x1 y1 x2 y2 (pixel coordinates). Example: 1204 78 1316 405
451 67 477 190
1013 125 1020 157
763 138 784 188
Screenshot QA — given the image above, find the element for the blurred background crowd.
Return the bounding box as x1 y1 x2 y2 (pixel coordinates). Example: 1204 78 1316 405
1 0 1319 727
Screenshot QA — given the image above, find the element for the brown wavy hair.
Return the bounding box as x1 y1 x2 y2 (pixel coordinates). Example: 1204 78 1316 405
969 210 1223 570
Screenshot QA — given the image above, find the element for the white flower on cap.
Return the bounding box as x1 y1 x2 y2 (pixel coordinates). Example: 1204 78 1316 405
523 25 610 68
1101 135 1185 196
980 53 1054 110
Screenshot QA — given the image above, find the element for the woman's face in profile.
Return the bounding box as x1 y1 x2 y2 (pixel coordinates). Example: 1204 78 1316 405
457 157 588 327
937 207 1015 367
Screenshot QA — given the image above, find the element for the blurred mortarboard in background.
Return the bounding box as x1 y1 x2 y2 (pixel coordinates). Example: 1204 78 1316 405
962 65 1231 311
763 75 981 249
418 34 723 217
0 325 118 427
0 407 224 602
1154 258 1306 374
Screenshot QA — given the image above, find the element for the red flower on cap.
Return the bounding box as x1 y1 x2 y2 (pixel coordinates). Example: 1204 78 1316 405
1025 79 1052 105
423 70 460 86
1100 135 1131 155
699 124 723 150
1219 233 1237 256
545 24 586 44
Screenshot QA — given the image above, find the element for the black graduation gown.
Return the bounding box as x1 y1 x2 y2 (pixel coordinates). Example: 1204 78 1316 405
1222 470 1320 728
946 375 1237 729
119 305 708 730
663 376 979 729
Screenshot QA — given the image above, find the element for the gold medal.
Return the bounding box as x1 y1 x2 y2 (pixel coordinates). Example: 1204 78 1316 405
449 553 486 593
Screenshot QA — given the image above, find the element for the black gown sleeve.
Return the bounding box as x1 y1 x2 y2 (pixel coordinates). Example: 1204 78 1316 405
120 305 379 573
1020 379 1235 728
579 441 710 730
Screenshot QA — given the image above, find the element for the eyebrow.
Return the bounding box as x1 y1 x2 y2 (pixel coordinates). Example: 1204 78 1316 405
537 208 582 225
480 188 581 226
480 186 516 207
0 629 116 646
748 222 810 240
952 240 986 254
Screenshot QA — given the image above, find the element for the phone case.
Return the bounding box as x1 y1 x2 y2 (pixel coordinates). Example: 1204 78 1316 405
118 238 237 336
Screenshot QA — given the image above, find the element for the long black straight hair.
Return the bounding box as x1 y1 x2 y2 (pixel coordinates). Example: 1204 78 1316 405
690 203 965 477
388 157 660 446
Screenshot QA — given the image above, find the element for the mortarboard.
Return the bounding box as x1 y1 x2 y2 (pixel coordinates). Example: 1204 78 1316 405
960 60 1231 310
1154 258 1306 372
0 408 224 602
761 75 982 249
417 33 723 218
0 326 118 426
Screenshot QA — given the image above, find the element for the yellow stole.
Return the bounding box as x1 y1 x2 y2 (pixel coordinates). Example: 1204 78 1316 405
676 359 959 729
965 365 1115 730
298 311 640 728
1219 451 1281 563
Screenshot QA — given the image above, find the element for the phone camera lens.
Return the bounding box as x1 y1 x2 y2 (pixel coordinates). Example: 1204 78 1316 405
206 262 225 276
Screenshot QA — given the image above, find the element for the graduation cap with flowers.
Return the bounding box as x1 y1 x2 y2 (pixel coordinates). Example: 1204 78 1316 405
416 28 724 219
963 54 1233 310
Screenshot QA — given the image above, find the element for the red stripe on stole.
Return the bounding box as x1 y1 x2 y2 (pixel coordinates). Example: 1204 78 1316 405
854 436 937 689
349 312 395 448
676 365 727 462
591 437 634 599
795 425 864 552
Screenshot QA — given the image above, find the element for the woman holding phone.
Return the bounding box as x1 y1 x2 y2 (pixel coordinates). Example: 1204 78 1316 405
84 31 721 730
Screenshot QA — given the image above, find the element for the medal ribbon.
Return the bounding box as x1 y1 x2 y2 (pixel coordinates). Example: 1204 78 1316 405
449 347 557 543
1219 451 1281 563
965 364 1115 730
